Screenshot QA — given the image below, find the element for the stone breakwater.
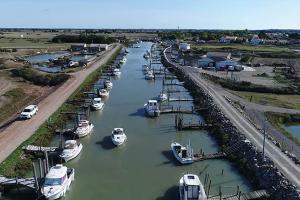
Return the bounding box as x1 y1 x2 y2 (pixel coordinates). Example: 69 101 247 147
161 52 300 200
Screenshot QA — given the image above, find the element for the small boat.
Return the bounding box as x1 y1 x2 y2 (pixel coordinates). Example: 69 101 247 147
98 89 109 98
179 174 207 200
143 54 150 59
111 128 127 146
142 64 149 71
120 57 127 63
125 49 129 54
171 142 194 165
112 68 121 76
41 164 75 200
144 100 160 117
104 80 113 89
91 98 104 111
145 71 154 80
60 140 83 162
158 92 168 102
75 120 94 138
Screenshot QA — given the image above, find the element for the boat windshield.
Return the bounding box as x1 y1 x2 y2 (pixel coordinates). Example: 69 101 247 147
113 130 123 135
186 185 200 199
23 108 33 112
44 178 62 186
64 143 75 149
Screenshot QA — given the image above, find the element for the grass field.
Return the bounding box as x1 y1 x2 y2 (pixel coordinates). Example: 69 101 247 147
192 43 292 53
0 38 70 48
233 91 300 110
0 88 36 124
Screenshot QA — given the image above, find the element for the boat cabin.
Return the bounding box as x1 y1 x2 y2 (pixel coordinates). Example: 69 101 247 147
44 165 68 187
64 140 77 150
183 175 202 199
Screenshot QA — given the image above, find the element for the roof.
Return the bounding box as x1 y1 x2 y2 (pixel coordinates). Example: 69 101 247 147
209 56 227 62
88 44 101 48
71 43 86 46
46 165 67 179
24 105 37 110
183 174 201 186
65 140 77 145
93 98 102 101
207 52 231 59
148 99 158 103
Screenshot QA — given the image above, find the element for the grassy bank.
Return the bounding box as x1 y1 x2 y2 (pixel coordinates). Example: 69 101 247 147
266 112 300 146
0 88 36 124
0 45 122 176
232 91 300 110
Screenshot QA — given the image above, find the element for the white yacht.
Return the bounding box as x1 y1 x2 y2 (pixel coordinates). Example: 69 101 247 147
158 92 168 102
91 98 104 111
41 164 75 200
144 100 160 117
75 120 94 138
179 174 207 200
112 68 121 76
98 89 110 98
120 57 127 63
60 140 83 162
145 71 154 80
171 142 194 165
111 128 127 146
104 80 113 89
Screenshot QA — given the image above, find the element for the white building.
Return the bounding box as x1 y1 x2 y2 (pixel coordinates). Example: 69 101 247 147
178 43 191 52
219 36 237 43
250 35 264 45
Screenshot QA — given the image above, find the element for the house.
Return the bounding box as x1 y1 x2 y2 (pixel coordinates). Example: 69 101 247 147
87 44 101 53
178 43 191 52
71 43 87 52
219 36 237 43
99 44 109 51
197 52 238 70
250 35 264 45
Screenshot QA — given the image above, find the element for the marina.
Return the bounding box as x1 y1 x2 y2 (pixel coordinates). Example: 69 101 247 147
1 42 252 200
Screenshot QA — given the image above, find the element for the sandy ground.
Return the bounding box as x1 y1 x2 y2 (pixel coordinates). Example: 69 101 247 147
0 44 120 163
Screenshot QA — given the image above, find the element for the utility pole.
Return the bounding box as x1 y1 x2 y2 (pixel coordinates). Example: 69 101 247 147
262 121 266 161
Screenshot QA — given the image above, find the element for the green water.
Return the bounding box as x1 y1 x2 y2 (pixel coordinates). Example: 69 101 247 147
2 42 251 200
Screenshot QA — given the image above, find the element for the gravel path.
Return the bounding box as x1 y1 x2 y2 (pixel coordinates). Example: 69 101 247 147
0 44 120 163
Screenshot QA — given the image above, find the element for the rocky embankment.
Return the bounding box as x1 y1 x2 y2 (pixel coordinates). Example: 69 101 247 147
161 53 300 200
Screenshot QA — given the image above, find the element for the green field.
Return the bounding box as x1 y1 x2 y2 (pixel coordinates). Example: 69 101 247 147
0 38 70 48
233 91 300 110
193 43 292 53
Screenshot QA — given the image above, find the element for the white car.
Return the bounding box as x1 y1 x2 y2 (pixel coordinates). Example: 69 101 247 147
19 105 38 119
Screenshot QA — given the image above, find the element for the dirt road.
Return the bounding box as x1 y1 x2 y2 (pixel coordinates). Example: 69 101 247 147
0 44 120 163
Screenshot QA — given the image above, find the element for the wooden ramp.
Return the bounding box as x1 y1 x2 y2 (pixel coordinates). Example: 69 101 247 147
193 152 226 162
22 145 59 153
208 190 268 200
0 176 38 190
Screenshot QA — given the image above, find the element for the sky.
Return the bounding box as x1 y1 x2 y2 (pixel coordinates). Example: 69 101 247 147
0 0 300 30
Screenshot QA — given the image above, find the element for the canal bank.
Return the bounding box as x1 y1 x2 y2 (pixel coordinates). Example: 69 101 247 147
162 46 300 199
1 42 252 200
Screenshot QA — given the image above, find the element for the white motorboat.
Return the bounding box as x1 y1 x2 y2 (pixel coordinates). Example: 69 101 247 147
179 174 207 200
120 57 127 63
41 164 75 200
158 92 168 102
145 71 154 80
104 80 113 89
111 128 127 146
98 89 110 98
75 120 94 138
144 100 160 117
143 54 150 59
171 142 194 165
60 140 83 162
91 98 104 111
112 68 121 76
142 64 149 71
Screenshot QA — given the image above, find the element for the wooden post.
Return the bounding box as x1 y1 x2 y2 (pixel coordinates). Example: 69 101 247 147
38 158 43 178
237 185 240 195
32 162 39 192
238 191 241 200
207 180 211 197
44 151 49 173
221 169 224 175
219 185 222 200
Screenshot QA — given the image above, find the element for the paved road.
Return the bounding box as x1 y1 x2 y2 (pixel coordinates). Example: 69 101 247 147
0 44 120 164
164 47 300 188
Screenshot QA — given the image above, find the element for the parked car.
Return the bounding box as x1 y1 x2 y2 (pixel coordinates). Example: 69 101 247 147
19 105 38 119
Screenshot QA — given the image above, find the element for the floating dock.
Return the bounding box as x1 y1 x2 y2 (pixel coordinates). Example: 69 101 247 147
22 145 59 154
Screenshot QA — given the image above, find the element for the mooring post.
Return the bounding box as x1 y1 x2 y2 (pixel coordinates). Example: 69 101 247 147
237 185 240 195
219 186 222 200
44 151 49 173
222 169 224 175
32 162 39 192
38 158 43 178
239 191 241 200
207 180 211 197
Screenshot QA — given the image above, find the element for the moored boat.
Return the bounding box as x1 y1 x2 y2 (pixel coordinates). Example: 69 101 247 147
158 92 168 102
145 71 154 80
60 140 83 162
111 128 127 146
91 98 104 111
112 68 121 76
179 174 207 200
75 120 94 138
171 142 194 165
104 80 113 89
98 88 110 98
41 164 75 200
144 100 160 117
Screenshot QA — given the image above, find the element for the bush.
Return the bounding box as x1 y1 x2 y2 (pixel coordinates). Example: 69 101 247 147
11 67 70 86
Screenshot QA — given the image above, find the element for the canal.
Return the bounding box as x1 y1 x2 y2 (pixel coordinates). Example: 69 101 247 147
2 42 251 200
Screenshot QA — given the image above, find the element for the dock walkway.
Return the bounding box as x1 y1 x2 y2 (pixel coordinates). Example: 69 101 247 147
208 190 268 200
